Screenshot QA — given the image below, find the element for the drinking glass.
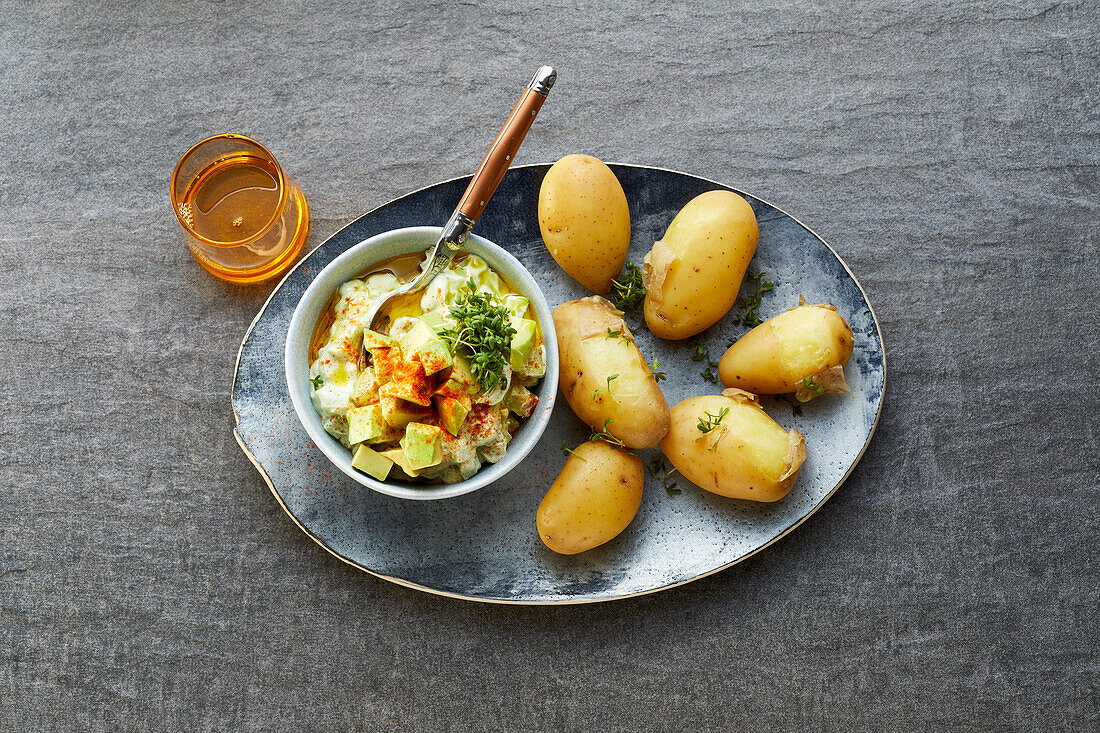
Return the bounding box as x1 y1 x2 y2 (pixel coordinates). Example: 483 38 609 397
171 134 309 284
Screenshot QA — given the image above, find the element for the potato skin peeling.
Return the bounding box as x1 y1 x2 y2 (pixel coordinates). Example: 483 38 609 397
659 390 806 502
643 190 758 340
552 296 670 449
719 299 854 401
538 154 631 294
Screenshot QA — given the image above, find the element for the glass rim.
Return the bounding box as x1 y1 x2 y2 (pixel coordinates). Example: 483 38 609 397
170 133 289 249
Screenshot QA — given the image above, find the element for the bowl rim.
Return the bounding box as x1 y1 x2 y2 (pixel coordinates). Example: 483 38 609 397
283 225 559 500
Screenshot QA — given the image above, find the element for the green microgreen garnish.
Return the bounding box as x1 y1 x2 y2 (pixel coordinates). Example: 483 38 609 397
606 328 626 340
648 456 665 477
589 417 631 452
559 439 586 461
737 271 774 328
665 483 682 495
309 375 324 389
701 366 719 384
698 406 730 452
595 373 620 401
803 376 826 395
609 262 645 314
697 407 729 434
649 359 667 382
647 455 679 479
439 279 516 394
691 344 719 367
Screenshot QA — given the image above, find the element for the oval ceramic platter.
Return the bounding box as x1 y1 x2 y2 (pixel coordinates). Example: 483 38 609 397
232 163 885 604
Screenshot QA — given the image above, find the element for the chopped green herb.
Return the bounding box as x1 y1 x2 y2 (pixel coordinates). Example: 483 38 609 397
309 375 324 389
665 483 682 496
439 279 516 394
609 262 645 314
691 344 719 368
803 376 826 395
648 456 665 477
737 270 774 328
701 366 719 384
697 407 730 434
649 359 667 382
559 439 586 461
605 328 626 340
698 406 730 452
648 455 680 479
589 417 631 452
594 373 620 402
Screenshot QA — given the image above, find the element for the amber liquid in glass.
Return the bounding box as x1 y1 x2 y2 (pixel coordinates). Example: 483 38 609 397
182 155 281 242
176 153 308 283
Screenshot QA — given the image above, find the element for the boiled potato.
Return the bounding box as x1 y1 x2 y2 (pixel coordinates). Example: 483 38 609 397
537 441 643 555
538 154 631 294
642 190 758 339
719 298 854 402
553 296 670 449
659 389 805 502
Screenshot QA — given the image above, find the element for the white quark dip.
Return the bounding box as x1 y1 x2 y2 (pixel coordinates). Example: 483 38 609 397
307 252 546 484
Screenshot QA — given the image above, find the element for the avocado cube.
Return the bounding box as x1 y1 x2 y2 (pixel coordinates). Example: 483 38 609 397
505 384 539 418
448 355 479 392
379 394 432 429
435 395 470 436
435 377 474 407
351 444 393 481
400 422 444 470
474 407 510 464
378 358 432 406
372 346 400 386
419 310 448 333
517 343 546 379
381 448 421 479
398 320 453 375
347 403 398 445
509 317 538 372
361 329 395 350
349 368 379 407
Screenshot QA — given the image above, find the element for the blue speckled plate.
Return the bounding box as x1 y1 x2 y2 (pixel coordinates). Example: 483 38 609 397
232 164 886 604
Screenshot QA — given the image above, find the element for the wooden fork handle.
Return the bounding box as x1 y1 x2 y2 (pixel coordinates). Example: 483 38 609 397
455 65 556 225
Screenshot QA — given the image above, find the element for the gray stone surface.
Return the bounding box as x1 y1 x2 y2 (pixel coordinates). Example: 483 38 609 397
1 0 1097 729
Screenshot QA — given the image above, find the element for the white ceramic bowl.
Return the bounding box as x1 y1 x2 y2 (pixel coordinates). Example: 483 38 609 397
285 226 559 500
